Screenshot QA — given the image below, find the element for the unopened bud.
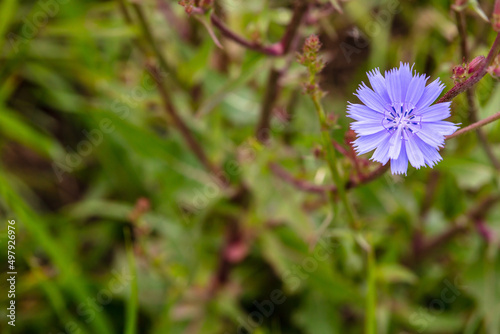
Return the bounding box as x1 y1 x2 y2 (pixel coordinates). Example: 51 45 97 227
297 34 325 76
452 65 466 83
178 0 194 14
467 56 485 74
488 65 500 78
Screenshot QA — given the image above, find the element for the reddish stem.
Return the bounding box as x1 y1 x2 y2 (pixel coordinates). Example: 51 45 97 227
437 33 500 103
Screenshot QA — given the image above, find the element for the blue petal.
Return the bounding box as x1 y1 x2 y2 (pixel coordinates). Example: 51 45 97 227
405 73 427 106
415 78 445 110
413 136 443 167
371 134 392 164
405 136 425 168
418 102 452 121
355 82 387 112
398 62 413 101
367 68 391 104
415 124 445 147
347 103 383 121
390 141 408 175
385 68 402 104
350 120 386 135
352 130 390 155
388 125 403 159
421 120 459 136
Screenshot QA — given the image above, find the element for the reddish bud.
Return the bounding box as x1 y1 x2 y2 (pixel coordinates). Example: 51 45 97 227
467 56 485 74
178 0 194 14
487 54 500 79
303 34 322 54
488 65 500 78
297 34 326 76
452 65 467 83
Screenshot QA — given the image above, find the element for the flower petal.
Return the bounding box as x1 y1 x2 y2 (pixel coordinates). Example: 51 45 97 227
352 130 390 155
371 134 392 164
385 68 402 104
418 102 452 122
421 120 459 136
388 125 403 159
350 120 386 135
355 82 387 112
412 136 443 167
399 62 413 101
347 103 383 121
405 137 425 168
405 73 427 106
415 124 445 147
390 141 408 175
415 78 445 110
367 68 391 104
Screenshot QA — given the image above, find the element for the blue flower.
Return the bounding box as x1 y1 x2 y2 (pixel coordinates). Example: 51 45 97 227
348 63 459 175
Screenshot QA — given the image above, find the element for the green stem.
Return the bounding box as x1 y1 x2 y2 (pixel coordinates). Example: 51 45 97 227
365 240 376 334
311 93 358 229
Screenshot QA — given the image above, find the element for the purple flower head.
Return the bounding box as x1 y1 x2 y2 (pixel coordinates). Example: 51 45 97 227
348 63 459 175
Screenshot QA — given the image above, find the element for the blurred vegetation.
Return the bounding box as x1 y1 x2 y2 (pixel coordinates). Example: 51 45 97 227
1 0 500 333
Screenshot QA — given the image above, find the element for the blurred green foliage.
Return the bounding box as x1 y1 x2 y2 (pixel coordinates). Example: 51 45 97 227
1 0 500 333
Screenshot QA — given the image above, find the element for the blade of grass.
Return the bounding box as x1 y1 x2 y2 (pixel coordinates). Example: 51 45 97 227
0 0 18 52
0 168 113 334
124 227 138 334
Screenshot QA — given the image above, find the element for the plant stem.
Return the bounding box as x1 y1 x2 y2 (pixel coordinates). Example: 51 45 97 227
269 162 389 195
122 3 223 180
454 10 500 169
438 32 500 103
210 14 283 56
446 111 500 140
311 93 358 229
255 0 309 141
365 240 376 334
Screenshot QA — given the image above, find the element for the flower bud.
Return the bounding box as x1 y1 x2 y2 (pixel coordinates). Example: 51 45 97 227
452 64 466 83
467 56 485 74
178 0 194 14
488 65 500 79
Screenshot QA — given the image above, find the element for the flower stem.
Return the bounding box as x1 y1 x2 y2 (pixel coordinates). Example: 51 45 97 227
446 110 500 140
311 93 358 229
438 32 500 103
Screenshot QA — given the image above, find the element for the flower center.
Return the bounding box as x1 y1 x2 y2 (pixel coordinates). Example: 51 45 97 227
382 102 422 139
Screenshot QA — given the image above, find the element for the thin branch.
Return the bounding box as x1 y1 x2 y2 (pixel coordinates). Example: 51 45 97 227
157 0 191 40
465 91 500 168
255 1 309 141
269 162 389 195
445 110 500 139
146 64 222 179
255 69 283 141
123 4 223 180
209 14 283 55
437 32 500 103
455 11 469 61
454 10 500 169
406 195 500 265
269 162 332 194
